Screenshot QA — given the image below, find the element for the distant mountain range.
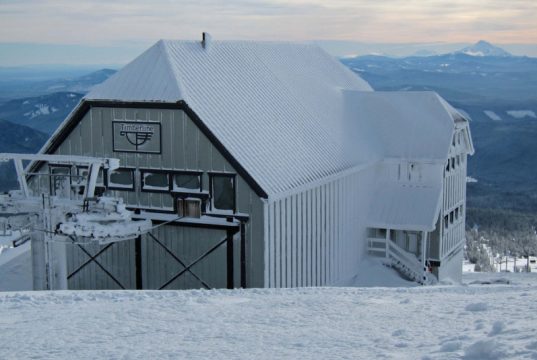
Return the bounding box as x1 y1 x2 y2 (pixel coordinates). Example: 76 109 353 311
343 53 537 104
0 92 83 134
0 68 116 102
0 118 48 153
0 119 48 191
0 68 115 191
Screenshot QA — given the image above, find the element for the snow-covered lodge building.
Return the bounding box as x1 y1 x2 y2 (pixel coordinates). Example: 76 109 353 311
30 34 474 290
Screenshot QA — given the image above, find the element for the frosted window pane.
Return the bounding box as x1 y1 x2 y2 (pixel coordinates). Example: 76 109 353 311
109 169 134 189
173 174 200 191
143 172 168 190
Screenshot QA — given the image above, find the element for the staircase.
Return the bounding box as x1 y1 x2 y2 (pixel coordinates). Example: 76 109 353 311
367 237 436 285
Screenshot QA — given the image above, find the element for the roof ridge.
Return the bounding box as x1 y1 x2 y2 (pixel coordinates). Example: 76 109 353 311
159 38 321 46
159 40 186 102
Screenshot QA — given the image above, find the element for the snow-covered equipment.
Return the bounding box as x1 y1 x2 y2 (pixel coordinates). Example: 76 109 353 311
0 153 152 289
0 191 41 233
57 197 151 245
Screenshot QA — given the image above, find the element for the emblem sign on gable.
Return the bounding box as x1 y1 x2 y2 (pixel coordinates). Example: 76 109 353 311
112 121 161 154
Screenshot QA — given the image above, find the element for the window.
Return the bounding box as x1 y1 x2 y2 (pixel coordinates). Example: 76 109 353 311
449 211 454 224
108 168 135 191
50 165 71 197
210 173 235 212
455 207 459 220
141 171 169 192
172 172 202 192
456 155 460 166
445 161 450 173
75 166 105 186
444 215 449 229
450 157 455 171
73 166 106 196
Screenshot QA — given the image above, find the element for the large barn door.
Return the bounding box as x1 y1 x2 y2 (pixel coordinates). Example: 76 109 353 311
141 225 239 290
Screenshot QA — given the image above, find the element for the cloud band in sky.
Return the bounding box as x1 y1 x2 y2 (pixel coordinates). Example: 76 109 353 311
0 0 535 45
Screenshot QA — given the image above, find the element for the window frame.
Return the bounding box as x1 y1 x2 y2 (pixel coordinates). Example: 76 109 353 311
208 172 236 213
49 164 72 196
170 170 204 194
140 169 171 193
75 165 107 186
72 165 107 196
107 167 136 192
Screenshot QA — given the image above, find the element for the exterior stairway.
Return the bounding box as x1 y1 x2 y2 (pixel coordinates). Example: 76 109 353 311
367 237 436 285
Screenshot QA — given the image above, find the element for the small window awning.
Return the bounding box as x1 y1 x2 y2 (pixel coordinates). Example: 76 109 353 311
367 182 442 232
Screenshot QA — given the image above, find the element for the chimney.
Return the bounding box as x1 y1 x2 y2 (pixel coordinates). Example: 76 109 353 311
202 32 212 50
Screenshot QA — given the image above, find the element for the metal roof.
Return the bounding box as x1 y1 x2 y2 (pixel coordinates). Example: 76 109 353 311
344 91 463 162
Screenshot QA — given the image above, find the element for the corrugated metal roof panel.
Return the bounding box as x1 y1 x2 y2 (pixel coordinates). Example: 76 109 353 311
88 41 183 103
345 91 456 162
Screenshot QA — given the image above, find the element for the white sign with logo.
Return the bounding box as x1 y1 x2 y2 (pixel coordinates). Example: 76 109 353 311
112 121 161 154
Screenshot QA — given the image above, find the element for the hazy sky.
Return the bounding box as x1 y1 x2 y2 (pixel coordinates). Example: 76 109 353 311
0 0 536 64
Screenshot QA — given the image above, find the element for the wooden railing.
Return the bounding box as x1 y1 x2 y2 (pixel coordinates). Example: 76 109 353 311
367 236 435 285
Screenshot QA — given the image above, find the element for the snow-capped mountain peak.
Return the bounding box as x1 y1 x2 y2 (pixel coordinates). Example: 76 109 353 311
457 40 512 57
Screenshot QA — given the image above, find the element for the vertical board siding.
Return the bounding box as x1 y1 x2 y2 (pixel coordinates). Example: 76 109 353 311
264 169 370 287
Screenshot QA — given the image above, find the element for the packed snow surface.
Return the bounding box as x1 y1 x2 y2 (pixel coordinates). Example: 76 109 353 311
484 110 502 121
1 272 537 359
507 110 537 119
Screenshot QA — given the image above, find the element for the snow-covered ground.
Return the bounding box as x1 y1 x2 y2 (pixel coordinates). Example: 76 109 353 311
0 270 536 359
507 110 537 119
0 241 536 359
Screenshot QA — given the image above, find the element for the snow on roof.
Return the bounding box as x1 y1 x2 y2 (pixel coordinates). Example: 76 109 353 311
88 41 184 102
345 91 459 162
367 179 443 231
86 39 375 196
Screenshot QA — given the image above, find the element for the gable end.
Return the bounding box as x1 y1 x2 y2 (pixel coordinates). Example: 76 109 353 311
33 100 268 199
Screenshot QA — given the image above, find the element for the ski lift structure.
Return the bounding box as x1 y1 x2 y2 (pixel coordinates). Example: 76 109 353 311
0 153 152 290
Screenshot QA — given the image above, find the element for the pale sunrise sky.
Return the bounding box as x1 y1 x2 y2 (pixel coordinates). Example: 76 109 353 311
0 0 536 64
